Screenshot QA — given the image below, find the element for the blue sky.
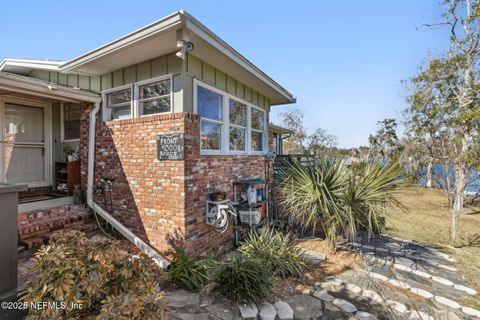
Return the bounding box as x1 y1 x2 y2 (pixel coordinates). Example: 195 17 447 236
0 1 451 147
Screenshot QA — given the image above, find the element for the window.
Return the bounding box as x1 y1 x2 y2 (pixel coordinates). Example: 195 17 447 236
251 107 265 152
62 103 80 141
137 78 171 116
198 86 223 151
194 80 267 155
229 99 247 151
104 86 132 120
102 75 172 121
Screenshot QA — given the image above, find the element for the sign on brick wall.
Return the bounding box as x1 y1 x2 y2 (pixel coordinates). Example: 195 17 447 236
157 133 184 160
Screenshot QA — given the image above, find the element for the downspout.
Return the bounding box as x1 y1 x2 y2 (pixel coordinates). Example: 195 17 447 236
87 102 169 268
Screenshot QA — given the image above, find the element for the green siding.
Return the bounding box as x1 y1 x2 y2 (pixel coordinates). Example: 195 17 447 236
151 56 166 77
112 69 123 87
136 61 150 81
123 66 135 84
183 53 271 113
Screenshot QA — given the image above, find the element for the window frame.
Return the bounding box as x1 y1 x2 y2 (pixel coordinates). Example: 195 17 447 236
60 102 81 142
102 84 134 121
134 74 173 117
193 79 268 156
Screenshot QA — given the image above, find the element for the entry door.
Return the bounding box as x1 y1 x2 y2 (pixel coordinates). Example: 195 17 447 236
0 99 51 187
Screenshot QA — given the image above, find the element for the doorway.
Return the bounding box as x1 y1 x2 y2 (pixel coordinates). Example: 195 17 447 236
0 98 51 187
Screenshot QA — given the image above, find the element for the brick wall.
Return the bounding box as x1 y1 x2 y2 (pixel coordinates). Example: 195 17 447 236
79 102 273 256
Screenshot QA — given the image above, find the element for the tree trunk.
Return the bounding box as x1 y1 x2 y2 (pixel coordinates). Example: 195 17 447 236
426 160 433 188
451 164 465 244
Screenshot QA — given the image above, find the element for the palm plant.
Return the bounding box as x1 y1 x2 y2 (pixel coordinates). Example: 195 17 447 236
277 159 405 248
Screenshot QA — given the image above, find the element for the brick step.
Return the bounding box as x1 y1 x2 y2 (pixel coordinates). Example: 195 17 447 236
18 204 97 249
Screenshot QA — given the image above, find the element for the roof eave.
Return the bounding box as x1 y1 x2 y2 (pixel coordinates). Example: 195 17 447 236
59 11 184 73
0 72 101 103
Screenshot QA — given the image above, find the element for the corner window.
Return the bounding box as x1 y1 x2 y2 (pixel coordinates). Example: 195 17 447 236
62 103 81 141
251 108 265 152
194 80 267 155
229 99 246 151
105 87 132 120
198 86 223 151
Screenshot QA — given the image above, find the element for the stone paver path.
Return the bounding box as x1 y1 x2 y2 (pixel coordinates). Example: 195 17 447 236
164 234 480 320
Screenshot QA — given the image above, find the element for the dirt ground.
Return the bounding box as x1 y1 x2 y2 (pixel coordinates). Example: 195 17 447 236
269 239 361 301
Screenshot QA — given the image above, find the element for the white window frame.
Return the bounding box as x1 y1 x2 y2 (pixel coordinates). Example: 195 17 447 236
0 96 52 188
134 74 173 117
249 105 267 155
60 102 81 142
194 81 226 155
228 98 248 154
102 84 134 121
193 79 268 156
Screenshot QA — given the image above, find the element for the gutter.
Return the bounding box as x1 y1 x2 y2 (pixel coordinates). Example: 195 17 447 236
87 102 169 268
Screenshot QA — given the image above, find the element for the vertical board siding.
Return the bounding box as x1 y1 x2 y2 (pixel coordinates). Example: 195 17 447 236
112 70 123 87
183 53 271 113
136 61 150 81
123 65 136 84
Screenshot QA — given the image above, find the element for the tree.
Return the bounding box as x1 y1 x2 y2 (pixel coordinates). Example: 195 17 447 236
406 0 480 244
279 109 307 154
368 118 403 159
306 128 338 156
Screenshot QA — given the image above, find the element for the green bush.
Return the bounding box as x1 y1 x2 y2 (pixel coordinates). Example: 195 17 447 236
163 250 209 291
214 257 272 303
22 230 165 320
239 229 305 278
278 159 405 248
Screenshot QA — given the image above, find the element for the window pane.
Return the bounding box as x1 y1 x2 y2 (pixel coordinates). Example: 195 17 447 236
251 131 264 151
64 103 81 121
107 88 131 105
111 105 131 120
4 104 44 143
139 79 171 99
64 120 80 140
201 121 222 150
64 103 80 140
229 99 247 126
141 97 170 115
197 86 223 121
251 108 265 130
5 146 45 183
229 127 245 151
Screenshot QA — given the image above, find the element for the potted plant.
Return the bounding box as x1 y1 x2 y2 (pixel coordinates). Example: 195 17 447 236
63 144 76 162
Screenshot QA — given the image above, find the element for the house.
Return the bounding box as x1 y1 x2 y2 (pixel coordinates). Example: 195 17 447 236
269 123 293 155
0 10 295 261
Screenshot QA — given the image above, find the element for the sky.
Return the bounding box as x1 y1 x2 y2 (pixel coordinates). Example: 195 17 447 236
0 1 452 147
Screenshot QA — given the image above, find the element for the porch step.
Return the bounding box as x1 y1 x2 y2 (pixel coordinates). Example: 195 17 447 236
18 204 97 249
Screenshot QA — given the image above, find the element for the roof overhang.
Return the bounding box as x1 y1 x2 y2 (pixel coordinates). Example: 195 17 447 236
59 10 295 105
269 123 294 135
0 58 63 75
0 72 101 103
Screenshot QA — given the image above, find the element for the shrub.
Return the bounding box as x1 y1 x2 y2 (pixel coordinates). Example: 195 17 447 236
23 230 165 320
214 257 272 303
97 294 165 320
239 229 305 278
278 159 405 248
163 250 209 291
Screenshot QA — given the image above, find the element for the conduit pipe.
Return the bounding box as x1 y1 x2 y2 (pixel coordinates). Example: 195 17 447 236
87 102 169 268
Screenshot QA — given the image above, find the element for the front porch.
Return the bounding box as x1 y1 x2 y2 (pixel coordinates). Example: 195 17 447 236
0 71 100 247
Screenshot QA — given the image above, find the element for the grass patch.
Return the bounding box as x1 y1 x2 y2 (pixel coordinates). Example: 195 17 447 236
385 186 480 308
